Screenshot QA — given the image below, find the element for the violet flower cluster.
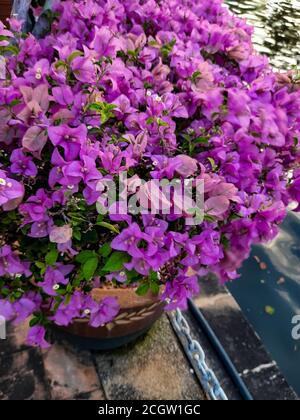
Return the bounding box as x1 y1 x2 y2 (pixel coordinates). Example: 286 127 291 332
0 0 300 348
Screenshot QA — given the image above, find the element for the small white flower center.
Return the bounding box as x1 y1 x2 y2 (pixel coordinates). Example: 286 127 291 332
83 309 91 315
35 68 42 80
53 284 60 291
0 178 7 186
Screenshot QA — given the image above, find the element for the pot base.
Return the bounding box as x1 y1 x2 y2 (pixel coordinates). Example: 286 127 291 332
50 324 151 350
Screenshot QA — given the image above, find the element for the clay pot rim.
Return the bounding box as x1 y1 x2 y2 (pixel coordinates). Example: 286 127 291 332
69 286 165 326
91 285 164 310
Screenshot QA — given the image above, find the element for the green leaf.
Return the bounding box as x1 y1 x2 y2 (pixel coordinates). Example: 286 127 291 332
64 294 72 305
1 288 9 297
194 136 209 145
136 283 150 296
73 230 82 241
67 50 83 63
146 117 155 125
35 261 46 275
1 45 19 55
97 221 120 234
9 99 21 107
45 249 58 266
83 257 99 280
204 214 217 222
156 118 168 127
54 60 68 70
99 243 112 258
160 39 176 59
149 270 158 282
76 250 97 264
190 70 202 83
102 252 130 272
86 102 116 124
29 317 40 327
207 157 218 171
150 282 160 295
127 49 139 59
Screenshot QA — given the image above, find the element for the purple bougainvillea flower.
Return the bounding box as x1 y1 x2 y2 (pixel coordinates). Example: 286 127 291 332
113 94 135 118
0 0 300 346
0 170 24 211
93 26 122 58
18 84 49 121
162 273 200 310
52 86 74 106
28 220 53 238
13 297 36 324
89 296 120 328
24 59 50 84
0 245 31 277
48 124 87 161
174 155 198 178
22 127 48 159
10 149 38 177
205 196 230 216
49 225 73 244
27 326 50 349
106 271 127 283
49 148 81 187
39 264 74 296
20 189 52 223
51 291 84 326
71 54 96 83
111 223 147 258
0 22 13 47
0 299 14 320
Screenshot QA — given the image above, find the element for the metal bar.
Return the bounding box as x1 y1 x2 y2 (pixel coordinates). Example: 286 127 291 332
188 298 253 401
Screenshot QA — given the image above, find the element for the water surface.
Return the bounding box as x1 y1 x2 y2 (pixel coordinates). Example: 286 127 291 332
226 0 300 69
224 0 300 396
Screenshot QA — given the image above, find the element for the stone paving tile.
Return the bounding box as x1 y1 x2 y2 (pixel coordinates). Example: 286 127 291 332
42 341 105 400
0 320 30 357
93 315 206 400
0 348 50 400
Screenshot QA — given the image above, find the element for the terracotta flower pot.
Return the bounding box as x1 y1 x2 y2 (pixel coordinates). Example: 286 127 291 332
0 0 12 23
52 288 165 350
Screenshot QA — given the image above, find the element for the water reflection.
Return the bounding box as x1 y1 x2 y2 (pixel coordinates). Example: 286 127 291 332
224 0 300 396
225 0 300 68
228 212 300 395
265 213 300 284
